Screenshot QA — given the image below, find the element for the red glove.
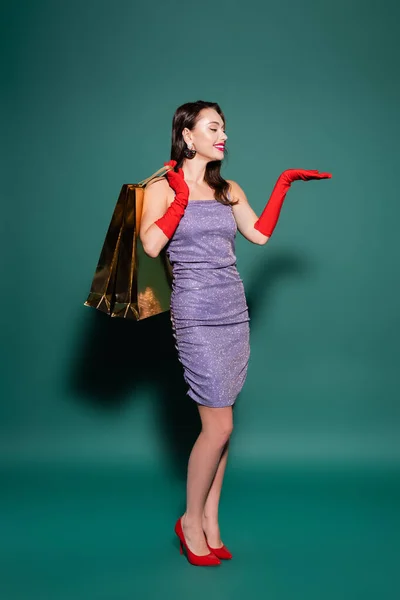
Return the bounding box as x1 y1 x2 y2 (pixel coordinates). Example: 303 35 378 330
254 169 332 237
154 160 190 239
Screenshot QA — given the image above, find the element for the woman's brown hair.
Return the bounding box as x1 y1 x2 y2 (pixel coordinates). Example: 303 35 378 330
169 100 238 207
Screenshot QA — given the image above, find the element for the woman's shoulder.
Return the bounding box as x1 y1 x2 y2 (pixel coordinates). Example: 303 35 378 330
145 175 169 190
225 179 241 190
225 179 248 206
145 175 177 207
225 179 245 196
143 176 170 210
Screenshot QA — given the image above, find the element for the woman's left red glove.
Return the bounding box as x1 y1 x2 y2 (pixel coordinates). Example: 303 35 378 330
154 160 190 239
254 169 332 238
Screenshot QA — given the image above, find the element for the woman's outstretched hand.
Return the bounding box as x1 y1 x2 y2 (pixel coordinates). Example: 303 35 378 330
253 168 333 238
282 169 332 183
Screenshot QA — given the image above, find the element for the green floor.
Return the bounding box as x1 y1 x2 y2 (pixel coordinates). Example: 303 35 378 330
1 463 399 600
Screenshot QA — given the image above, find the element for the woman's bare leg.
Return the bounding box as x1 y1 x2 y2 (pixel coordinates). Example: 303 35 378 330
201 438 230 548
181 405 233 555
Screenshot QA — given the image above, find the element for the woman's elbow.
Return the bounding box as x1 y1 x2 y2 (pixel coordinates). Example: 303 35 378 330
246 228 270 245
258 235 269 245
141 231 165 258
143 246 158 258
141 237 159 258
140 222 169 258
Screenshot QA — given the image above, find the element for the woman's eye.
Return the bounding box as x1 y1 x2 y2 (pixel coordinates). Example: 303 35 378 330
210 129 217 131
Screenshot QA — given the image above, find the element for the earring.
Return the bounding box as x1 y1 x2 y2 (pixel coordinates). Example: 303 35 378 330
183 142 196 159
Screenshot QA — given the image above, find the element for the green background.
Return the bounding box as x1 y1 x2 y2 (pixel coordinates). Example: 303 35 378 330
1 0 399 598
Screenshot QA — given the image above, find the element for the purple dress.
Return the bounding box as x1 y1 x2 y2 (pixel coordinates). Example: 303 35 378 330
165 196 250 408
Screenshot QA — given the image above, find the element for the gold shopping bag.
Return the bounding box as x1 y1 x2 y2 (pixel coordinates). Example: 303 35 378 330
84 165 173 320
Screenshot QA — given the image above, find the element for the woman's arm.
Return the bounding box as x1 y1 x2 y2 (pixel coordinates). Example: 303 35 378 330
139 178 171 258
140 161 190 258
227 180 270 245
228 169 332 245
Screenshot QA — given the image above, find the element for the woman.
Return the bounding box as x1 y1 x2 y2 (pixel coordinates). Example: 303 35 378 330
140 100 331 566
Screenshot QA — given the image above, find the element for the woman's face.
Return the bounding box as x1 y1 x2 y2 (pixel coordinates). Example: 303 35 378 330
182 108 228 161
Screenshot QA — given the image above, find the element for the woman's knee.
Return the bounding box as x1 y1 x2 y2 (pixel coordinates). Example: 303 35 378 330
219 423 233 445
204 424 232 448
198 406 233 446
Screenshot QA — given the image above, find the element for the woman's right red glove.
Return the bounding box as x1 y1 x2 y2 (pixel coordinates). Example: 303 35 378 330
254 169 332 237
154 160 190 239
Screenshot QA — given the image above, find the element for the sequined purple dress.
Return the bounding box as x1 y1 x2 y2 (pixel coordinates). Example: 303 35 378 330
165 197 250 408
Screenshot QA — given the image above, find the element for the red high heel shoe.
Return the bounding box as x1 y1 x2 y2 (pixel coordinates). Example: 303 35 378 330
206 540 233 560
174 517 221 566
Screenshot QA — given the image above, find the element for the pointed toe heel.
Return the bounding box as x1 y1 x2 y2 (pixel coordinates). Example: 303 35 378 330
206 542 233 560
175 517 221 566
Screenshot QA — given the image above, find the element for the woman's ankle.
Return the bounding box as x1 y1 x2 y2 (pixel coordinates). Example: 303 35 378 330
202 512 219 524
182 512 204 529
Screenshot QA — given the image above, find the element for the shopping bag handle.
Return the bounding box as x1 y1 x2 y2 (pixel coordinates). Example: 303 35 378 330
137 163 175 187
